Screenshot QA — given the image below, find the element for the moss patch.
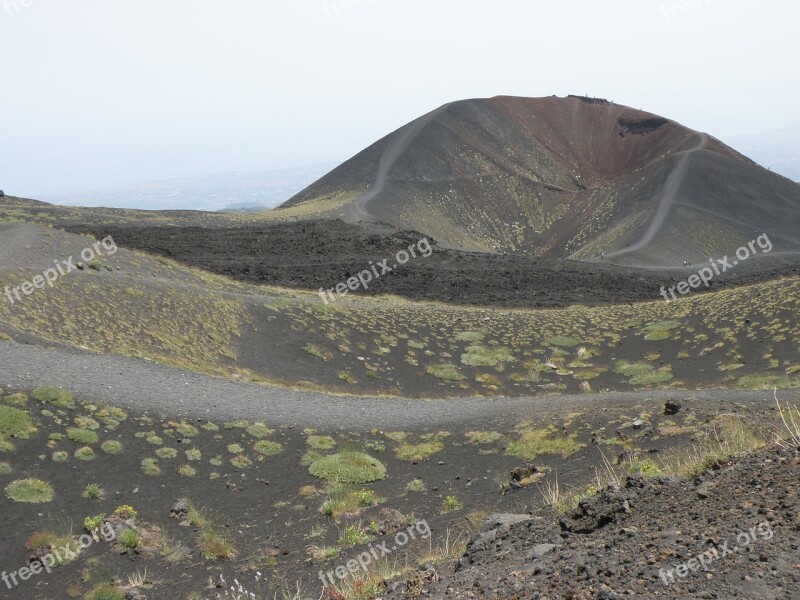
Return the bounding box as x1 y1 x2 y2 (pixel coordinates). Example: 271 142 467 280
32 386 75 409
5 478 54 503
309 452 387 484
506 427 584 461
0 405 36 440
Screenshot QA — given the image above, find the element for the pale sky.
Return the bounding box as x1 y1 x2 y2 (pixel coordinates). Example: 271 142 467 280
0 0 797 197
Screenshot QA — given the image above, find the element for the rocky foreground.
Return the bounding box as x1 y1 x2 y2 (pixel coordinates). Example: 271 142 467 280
387 446 800 599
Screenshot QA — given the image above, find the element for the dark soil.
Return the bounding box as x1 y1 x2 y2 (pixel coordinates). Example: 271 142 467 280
62 221 800 309
385 446 800 599
1 383 779 600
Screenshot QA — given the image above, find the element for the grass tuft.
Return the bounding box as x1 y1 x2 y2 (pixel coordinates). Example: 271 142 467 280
32 386 75 409
5 478 54 503
0 405 36 440
309 452 387 484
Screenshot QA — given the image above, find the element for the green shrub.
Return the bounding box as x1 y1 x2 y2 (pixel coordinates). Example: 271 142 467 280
253 440 283 456
455 331 485 342
306 435 336 450
74 447 96 461
3 393 28 408
84 584 124 600
466 431 502 444
119 529 140 549
246 423 273 438
426 363 465 381
5 478 54 503
74 416 100 430
546 336 579 348
82 483 104 499
626 458 662 478
156 447 178 459
442 495 463 512
114 505 138 519
309 452 387 484
199 529 237 560
506 427 583 461
629 369 673 386
84 514 106 532
338 524 369 547
406 478 426 492
613 361 654 377
355 489 377 507
172 422 199 437
141 458 160 475
0 405 36 440
32 386 74 409
460 345 515 367
230 455 251 469
68 428 99 445
395 440 443 462
101 440 123 455
320 498 342 516
178 465 197 477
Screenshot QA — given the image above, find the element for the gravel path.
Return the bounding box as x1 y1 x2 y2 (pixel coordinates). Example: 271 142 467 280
0 341 776 430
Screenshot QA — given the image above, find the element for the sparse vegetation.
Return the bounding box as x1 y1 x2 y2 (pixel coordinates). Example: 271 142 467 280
466 431 501 444
306 435 336 450
253 440 283 456
32 386 75 409
82 483 105 499
74 446 96 461
442 495 463 513
309 452 387 484
5 478 54 503
395 439 444 462
0 405 36 440
84 584 124 600
68 427 99 445
506 426 584 461
100 440 122 455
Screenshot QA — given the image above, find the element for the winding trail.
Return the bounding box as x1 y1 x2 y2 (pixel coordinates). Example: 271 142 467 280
607 133 709 259
345 104 451 222
0 341 774 431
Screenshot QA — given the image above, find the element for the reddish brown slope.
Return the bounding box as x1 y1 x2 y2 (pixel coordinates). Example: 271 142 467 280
280 95 800 264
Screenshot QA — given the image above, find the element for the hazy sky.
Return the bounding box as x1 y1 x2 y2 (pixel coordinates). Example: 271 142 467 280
1 0 797 197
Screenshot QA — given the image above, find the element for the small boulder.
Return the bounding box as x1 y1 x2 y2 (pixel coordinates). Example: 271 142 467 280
484 513 534 531
170 498 190 520
378 508 407 535
526 543 560 560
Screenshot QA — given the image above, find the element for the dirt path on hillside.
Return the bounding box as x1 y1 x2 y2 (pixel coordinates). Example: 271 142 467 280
345 104 451 222
608 133 709 260
0 341 778 430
